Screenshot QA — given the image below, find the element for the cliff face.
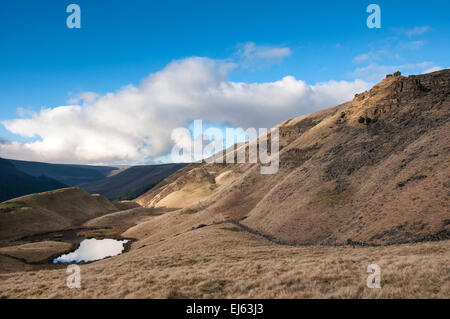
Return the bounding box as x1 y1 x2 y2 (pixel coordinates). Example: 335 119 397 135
136 70 450 245
349 70 450 125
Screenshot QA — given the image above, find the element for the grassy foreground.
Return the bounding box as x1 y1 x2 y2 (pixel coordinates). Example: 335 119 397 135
1 223 448 299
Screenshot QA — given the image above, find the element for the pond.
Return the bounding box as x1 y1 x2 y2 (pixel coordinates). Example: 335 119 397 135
53 238 129 263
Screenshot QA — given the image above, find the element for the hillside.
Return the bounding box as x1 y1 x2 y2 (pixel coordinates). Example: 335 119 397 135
78 163 187 200
135 69 450 246
0 70 449 299
0 158 67 202
0 187 117 241
8 159 117 186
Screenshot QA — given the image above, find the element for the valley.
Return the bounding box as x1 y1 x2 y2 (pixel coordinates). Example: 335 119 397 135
0 70 449 299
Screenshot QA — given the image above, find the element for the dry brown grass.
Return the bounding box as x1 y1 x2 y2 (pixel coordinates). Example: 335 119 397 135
80 207 167 238
154 181 218 209
136 70 450 246
0 241 73 263
0 224 448 299
0 188 117 241
1 71 449 299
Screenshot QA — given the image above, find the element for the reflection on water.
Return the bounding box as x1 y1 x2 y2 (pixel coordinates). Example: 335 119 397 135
53 238 129 263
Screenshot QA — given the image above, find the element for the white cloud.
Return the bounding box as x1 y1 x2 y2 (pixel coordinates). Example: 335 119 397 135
1 57 371 164
67 91 100 104
392 26 432 38
350 61 441 82
353 53 370 63
236 42 292 67
398 40 426 50
423 66 443 73
352 50 392 64
405 26 431 38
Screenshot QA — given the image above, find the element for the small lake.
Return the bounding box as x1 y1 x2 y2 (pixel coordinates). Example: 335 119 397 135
53 238 129 263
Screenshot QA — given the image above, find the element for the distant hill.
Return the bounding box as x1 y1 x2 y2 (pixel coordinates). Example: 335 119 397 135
0 187 117 240
8 159 117 186
0 158 67 202
79 164 187 200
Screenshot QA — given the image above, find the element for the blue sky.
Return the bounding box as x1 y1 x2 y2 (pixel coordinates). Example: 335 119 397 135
0 0 448 164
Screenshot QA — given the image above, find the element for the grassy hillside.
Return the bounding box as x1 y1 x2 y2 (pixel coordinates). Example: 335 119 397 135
0 70 448 299
1 223 448 298
0 187 117 240
0 158 67 202
135 69 450 246
79 163 187 200
8 159 117 186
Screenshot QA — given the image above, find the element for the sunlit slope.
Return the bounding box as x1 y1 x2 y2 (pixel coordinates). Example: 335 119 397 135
0 188 117 240
134 70 450 246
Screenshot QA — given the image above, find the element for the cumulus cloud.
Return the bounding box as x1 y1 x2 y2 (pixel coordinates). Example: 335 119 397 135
1 57 371 164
